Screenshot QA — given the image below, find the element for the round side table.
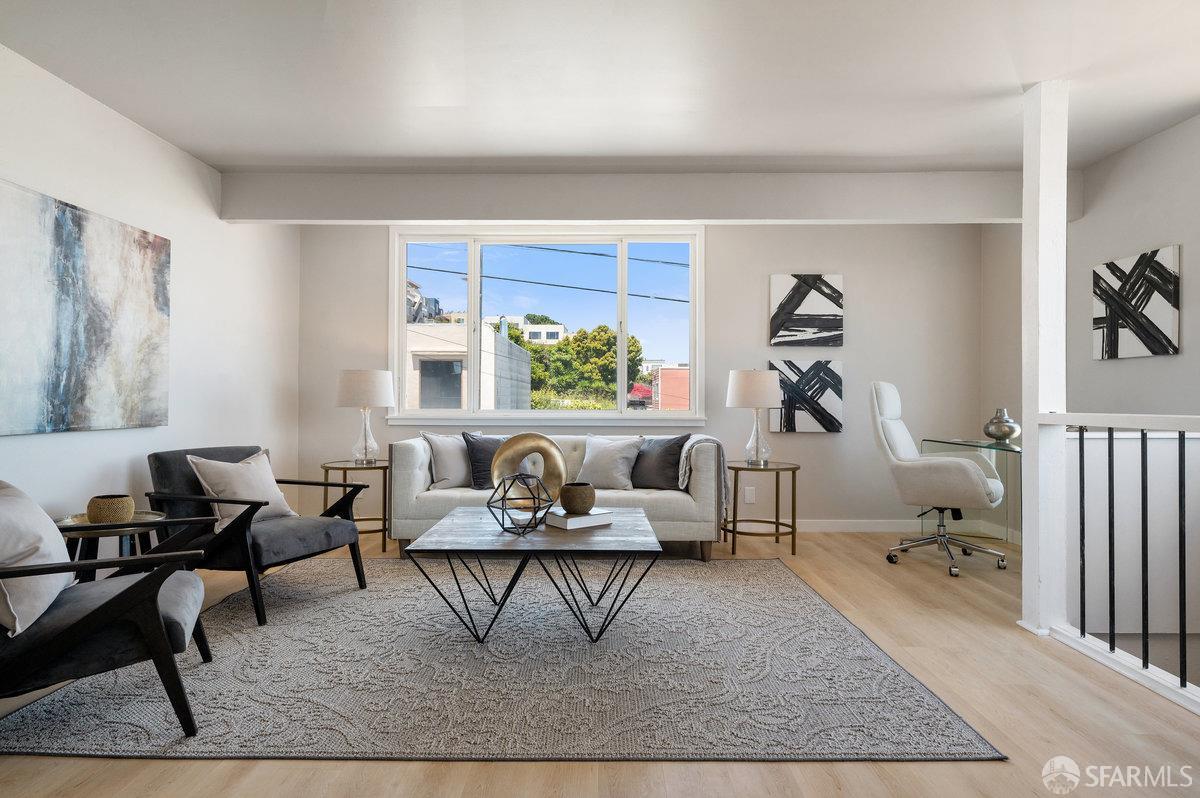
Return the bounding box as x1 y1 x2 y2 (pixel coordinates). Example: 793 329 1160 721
321 461 391 552
56 510 167 582
721 462 800 556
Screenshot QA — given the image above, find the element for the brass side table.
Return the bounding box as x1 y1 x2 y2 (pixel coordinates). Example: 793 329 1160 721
321 460 391 552
721 462 800 556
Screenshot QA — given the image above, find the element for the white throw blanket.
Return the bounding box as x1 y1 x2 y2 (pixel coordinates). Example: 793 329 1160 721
679 434 729 517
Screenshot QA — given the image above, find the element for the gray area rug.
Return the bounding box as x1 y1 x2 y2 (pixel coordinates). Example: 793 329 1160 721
0 558 1002 761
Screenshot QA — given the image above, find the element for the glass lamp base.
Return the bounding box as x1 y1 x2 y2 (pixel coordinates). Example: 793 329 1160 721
351 407 380 465
744 408 771 467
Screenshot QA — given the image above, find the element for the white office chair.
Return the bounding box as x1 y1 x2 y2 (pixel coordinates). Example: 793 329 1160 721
869 381 1008 576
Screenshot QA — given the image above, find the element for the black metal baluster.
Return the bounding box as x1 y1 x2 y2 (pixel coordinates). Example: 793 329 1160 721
1141 429 1149 669
1108 427 1116 653
1079 426 1087 637
1180 431 1188 688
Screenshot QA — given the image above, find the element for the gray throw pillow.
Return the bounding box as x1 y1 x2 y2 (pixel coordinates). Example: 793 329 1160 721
462 433 508 490
422 431 481 489
576 435 644 490
631 434 691 490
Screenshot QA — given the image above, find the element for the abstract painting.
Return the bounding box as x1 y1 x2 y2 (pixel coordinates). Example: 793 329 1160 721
768 360 843 433
0 178 170 436
769 273 843 346
1092 247 1180 360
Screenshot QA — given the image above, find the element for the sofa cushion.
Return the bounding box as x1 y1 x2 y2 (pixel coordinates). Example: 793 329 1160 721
577 435 644 490
409 487 700 523
631 434 691 490
250 516 359 566
0 570 203 696
188 451 296 531
0 482 73 637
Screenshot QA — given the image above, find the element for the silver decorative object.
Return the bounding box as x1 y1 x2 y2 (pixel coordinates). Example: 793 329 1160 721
983 408 1021 443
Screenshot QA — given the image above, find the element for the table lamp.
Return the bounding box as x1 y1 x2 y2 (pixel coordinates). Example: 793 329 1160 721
336 369 395 465
726 369 782 467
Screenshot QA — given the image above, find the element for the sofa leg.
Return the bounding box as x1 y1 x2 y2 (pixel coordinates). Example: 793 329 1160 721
699 541 713 562
349 541 367 589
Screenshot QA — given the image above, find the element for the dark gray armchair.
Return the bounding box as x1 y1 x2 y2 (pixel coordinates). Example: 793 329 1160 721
147 446 368 625
0 515 216 736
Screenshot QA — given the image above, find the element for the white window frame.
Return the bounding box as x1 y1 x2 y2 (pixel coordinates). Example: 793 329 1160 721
388 225 705 426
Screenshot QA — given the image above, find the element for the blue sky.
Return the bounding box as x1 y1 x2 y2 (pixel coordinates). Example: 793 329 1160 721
407 241 691 364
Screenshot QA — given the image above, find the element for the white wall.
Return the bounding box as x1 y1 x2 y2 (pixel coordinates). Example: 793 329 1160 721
223 171 1031 224
0 45 301 516
1067 111 1200 416
297 223 992 527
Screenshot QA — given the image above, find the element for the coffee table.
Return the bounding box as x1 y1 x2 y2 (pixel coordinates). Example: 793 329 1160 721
405 506 661 643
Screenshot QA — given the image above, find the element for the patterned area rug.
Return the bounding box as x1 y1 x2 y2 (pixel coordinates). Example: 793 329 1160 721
0 558 1002 761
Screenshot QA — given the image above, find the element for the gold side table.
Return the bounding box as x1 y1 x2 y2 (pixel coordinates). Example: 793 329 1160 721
721 461 800 556
321 460 391 552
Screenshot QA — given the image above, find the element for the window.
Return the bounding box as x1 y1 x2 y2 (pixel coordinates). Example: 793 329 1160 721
391 227 703 422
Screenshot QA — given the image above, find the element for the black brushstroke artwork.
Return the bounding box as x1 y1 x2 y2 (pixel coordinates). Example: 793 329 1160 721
1092 247 1180 360
769 274 844 346
769 360 843 433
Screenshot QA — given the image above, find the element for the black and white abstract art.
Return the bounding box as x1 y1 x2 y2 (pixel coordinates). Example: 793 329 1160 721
1092 247 1180 360
769 273 844 346
768 360 843 433
0 178 170 436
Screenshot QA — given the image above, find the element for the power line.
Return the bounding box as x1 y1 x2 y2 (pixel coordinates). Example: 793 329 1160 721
407 264 689 304
409 241 690 268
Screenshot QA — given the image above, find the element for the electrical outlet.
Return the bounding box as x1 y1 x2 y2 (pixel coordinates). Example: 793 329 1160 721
744 486 757 504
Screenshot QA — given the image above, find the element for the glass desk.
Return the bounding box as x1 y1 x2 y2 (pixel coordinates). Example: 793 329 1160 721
919 439 1022 544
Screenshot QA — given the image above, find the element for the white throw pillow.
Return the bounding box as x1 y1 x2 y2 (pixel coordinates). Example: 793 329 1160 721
576 435 645 490
187 451 297 531
0 481 73 636
422 430 482 489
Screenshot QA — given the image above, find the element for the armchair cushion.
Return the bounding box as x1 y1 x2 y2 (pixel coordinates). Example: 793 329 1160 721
0 570 203 695
249 516 358 567
148 445 264 519
187 451 297 531
0 482 73 636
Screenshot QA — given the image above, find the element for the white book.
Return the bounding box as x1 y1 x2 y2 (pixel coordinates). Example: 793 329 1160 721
545 508 613 530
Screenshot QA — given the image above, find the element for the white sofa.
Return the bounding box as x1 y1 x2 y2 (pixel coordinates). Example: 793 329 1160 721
389 434 722 559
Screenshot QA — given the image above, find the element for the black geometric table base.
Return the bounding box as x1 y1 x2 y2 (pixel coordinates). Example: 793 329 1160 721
406 552 529 643
535 553 658 643
407 552 657 644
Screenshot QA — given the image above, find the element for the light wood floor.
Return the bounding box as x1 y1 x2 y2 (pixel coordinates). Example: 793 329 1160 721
4 531 1200 797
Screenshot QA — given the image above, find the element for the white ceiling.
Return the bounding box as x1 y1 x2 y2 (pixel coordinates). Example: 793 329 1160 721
2 0 1200 173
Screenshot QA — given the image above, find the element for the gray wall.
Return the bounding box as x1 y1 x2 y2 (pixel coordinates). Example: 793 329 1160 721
297 223 997 526
1067 112 1200 415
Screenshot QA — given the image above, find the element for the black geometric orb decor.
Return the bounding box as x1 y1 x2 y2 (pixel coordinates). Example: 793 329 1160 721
487 473 554 535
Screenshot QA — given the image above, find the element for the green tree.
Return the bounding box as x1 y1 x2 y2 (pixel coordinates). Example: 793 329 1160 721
488 321 644 403
523 313 560 325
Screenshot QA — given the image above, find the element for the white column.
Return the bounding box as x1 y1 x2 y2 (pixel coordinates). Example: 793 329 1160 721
1020 81 1070 634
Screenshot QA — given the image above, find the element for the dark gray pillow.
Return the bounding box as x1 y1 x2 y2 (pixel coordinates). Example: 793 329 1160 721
631 434 691 490
462 433 508 490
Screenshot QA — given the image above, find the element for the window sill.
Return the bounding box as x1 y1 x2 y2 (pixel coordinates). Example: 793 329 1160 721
386 413 707 428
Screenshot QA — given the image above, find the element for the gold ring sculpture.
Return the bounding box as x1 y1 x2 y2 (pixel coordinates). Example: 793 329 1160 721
490 432 567 506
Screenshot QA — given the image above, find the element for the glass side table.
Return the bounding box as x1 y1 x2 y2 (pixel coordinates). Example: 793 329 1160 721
919 439 1021 544
721 462 800 556
321 460 391 552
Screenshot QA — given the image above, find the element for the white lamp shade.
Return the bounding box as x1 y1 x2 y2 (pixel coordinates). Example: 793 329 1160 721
726 369 781 408
336 369 395 408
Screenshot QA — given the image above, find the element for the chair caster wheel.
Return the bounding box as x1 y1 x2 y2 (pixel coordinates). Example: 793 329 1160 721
949 565 960 577
997 558 1007 570
961 548 973 556
886 553 899 564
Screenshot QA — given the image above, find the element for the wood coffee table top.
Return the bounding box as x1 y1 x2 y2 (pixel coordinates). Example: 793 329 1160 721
406 506 662 555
